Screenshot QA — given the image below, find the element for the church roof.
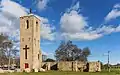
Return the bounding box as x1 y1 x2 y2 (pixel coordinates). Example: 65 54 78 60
20 13 40 21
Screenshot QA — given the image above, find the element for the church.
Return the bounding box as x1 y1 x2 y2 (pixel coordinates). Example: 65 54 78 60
20 12 42 72
19 12 101 72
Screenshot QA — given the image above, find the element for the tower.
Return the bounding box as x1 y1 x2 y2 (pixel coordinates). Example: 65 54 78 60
20 13 42 72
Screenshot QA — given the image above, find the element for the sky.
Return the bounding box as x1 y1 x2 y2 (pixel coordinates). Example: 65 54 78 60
0 0 120 64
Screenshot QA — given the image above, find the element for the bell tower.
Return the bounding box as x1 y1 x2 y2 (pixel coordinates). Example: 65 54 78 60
20 13 42 72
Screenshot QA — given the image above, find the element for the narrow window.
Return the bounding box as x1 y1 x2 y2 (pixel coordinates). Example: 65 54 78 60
26 20 29 29
38 40 39 44
34 39 36 46
28 38 30 41
36 21 38 32
22 38 24 42
38 54 39 60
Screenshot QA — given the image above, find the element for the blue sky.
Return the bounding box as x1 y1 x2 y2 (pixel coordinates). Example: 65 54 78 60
0 0 120 64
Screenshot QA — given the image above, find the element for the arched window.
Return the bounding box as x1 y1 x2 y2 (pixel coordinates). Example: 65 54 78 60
26 20 29 29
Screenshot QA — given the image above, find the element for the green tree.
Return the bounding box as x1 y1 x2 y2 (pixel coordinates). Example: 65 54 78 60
81 47 91 61
45 58 55 62
55 40 91 62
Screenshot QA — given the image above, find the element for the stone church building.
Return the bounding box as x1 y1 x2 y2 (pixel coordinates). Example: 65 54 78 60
20 13 42 72
20 13 101 72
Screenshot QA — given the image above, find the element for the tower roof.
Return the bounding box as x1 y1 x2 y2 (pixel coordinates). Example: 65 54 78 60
20 14 40 21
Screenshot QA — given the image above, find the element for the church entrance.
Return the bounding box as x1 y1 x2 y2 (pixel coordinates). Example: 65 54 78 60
25 63 29 68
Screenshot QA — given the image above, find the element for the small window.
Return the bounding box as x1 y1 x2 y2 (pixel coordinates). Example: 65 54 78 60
38 40 39 44
34 39 36 46
22 38 24 41
38 40 39 47
36 21 38 32
36 21 38 25
28 38 30 41
38 54 39 60
26 20 29 29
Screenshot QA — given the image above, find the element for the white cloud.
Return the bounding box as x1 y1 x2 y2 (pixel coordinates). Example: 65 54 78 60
35 15 56 40
0 0 28 17
60 2 120 41
115 25 120 32
42 51 48 55
41 24 56 41
41 42 54 45
105 3 120 22
61 32 102 41
37 0 49 11
39 16 56 41
0 0 27 43
0 0 56 58
0 0 55 41
42 50 55 59
114 3 120 8
60 10 87 33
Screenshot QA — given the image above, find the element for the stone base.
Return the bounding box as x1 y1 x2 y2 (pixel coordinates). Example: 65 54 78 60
34 69 38 72
40 68 46 72
0 69 4 73
24 68 31 73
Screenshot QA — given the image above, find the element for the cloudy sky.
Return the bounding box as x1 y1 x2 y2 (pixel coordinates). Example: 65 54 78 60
0 0 120 64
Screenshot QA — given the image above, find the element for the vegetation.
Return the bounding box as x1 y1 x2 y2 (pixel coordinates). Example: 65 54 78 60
45 58 55 62
0 34 19 66
55 40 91 62
0 71 120 75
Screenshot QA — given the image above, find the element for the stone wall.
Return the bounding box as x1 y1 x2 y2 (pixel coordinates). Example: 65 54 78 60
41 61 101 72
41 62 57 71
57 61 86 72
57 61 73 71
88 61 101 72
77 61 87 72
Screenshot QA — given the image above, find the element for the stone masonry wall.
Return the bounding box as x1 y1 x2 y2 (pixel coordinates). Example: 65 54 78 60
88 61 101 72
41 61 101 72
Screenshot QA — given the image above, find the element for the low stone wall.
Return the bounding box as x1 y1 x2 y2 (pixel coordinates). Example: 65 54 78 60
58 61 73 71
77 61 87 72
41 61 101 72
41 62 57 71
57 61 86 72
88 61 101 72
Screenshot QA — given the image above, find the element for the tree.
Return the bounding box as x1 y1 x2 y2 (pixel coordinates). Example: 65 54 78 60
45 58 55 62
81 47 91 61
0 34 10 66
0 33 20 69
55 40 91 62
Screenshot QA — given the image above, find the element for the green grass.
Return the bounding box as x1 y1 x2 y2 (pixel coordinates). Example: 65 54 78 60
0 71 120 75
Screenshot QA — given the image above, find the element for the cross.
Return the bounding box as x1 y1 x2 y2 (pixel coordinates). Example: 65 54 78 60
23 45 29 59
29 8 32 14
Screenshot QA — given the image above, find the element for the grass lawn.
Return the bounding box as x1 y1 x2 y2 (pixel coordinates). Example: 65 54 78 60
0 71 120 75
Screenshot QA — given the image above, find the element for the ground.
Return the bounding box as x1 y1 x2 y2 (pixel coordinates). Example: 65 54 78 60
0 71 120 75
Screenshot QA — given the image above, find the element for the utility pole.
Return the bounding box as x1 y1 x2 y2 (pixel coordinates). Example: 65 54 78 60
107 51 110 72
